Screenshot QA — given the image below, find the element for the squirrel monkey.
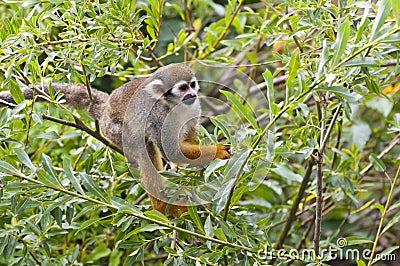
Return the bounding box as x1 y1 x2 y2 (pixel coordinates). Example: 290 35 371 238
0 63 231 217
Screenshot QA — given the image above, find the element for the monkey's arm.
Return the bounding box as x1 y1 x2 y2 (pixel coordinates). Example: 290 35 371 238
178 129 230 163
179 141 230 161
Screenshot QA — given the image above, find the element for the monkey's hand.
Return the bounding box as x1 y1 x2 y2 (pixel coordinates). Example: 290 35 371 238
215 144 231 160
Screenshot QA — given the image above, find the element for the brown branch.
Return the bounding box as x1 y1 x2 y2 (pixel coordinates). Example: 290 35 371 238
275 156 315 249
314 105 342 256
41 114 123 155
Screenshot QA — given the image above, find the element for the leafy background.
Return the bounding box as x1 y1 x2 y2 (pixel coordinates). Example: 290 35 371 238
0 0 399 265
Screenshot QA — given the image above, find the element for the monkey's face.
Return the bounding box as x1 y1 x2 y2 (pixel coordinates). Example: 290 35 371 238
162 77 199 106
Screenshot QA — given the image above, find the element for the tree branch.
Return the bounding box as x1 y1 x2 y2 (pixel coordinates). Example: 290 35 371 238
41 114 123 155
275 156 315 249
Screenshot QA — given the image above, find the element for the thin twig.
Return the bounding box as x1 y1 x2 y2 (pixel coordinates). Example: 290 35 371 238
359 133 400 178
275 157 315 249
368 165 400 266
197 0 243 60
41 114 123 155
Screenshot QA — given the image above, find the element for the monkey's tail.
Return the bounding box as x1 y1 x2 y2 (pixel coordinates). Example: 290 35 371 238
0 83 109 120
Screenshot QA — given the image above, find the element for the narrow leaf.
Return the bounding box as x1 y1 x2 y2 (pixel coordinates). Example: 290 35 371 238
42 154 62 187
262 68 278 116
317 40 329 80
188 205 205 234
381 212 400 235
0 160 24 177
355 3 370 43
80 173 109 202
10 85 25 104
220 90 260 131
286 48 300 87
204 159 227 180
14 148 36 172
63 158 85 195
392 0 400 26
332 19 350 67
212 178 236 215
144 210 170 224
370 0 391 41
341 57 379 67
75 216 108 235
223 149 250 182
369 153 386 171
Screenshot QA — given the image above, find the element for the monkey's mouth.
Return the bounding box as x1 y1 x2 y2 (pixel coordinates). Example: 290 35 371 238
182 94 197 105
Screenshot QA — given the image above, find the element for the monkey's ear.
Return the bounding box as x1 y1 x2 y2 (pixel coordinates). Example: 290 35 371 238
144 79 165 99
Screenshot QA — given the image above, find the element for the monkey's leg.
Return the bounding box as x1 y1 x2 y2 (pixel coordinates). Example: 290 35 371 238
145 141 188 217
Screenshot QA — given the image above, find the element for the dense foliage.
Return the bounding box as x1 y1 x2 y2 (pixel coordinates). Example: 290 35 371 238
0 0 399 265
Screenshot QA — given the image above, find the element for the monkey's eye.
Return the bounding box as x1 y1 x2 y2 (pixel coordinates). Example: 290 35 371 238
180 84 188 91
190 81 196 88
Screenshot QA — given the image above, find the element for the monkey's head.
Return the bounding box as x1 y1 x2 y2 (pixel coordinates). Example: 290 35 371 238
144 64 199 106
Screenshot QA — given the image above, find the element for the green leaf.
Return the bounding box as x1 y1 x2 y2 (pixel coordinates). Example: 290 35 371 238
32 131 60 140
223 149 250 182
369 153 386 171
370 0 391 41
85 243 111 262
220 90 260 131
0 160 24 177
204 159 227 180
80 173 109 202
341 57 379 67
355 3 370 43
143 209 170 224
188 205 205 234
286 48 300 87
14 147 36 172
317 40 329 80
120 224 170 243
315 86 362 102
10 85 25 104
373 203 385 214
210 116 231 141
212 178 236 215
75 216 108 236
204 215 213 238
42 154 62 187
214 228 227 242
332 19 350 67
262 68 278 116
0 234 9 255
63 158 85 195
271 164 302 183
50 207 63 227
3 235 16 259
66 206 74 225
230 186 247 206
381 212 400 235
345 236 373 246
392 0 400 26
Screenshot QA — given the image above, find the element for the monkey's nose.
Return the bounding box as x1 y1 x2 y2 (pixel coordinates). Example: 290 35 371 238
183 94 197 105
